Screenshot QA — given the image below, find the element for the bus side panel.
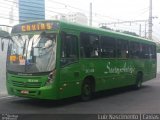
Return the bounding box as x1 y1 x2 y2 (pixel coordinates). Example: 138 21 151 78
143 59 157 82
59 63 81 99
97 59 121 90
116 59 136 86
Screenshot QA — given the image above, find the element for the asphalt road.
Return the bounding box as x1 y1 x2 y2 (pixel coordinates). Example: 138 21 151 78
0 74 160 114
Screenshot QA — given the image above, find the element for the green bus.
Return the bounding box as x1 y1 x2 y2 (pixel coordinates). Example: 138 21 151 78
6 20 157 101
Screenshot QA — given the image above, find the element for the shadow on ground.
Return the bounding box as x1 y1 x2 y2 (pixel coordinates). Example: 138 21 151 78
10 85 151 108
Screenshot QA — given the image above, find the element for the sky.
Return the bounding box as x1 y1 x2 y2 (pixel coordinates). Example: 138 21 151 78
46 0 160 41
0 0 160 42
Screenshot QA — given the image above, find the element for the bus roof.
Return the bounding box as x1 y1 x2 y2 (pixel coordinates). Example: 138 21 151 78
58 20 155 45
11 20 155 45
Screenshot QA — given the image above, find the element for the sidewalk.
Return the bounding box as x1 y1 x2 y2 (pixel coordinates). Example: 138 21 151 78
0 91 8 97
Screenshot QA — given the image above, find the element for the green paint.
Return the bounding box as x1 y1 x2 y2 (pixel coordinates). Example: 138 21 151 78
6 20 157 100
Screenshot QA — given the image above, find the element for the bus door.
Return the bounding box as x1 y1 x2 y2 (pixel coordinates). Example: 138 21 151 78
59 30 81 98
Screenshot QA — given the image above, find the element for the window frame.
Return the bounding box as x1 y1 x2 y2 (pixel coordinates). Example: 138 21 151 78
60 31 79 67
100 36 116 58
80 32 100 58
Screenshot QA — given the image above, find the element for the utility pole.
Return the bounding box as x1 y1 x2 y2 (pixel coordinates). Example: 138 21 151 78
144 21 147 38
139 24 141 37
89 2 92 26
148 0 152 40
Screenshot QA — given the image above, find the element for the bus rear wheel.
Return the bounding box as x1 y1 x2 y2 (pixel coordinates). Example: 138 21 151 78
134 72 143 89
81 79 93 101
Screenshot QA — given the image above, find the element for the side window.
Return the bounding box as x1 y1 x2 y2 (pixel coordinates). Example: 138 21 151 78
100 36 116 58
80 33 99 58
61 32 78 66
141 44 149 59
129 42 140 58
150 45 156 59
117 39 129 58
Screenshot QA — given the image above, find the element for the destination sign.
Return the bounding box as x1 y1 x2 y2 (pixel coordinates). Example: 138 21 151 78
12 21 60 33
21 23 52 32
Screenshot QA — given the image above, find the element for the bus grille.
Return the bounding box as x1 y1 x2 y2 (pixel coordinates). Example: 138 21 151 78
12 80 42 88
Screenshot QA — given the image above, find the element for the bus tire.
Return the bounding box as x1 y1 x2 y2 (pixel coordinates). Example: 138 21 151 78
134 72 143 89
81 79 94 101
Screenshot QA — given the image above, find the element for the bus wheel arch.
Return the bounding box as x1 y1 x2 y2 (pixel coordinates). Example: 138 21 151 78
134 71 143 89
81 76 95 101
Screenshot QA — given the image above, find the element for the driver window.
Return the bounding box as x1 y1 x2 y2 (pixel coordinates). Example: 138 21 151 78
61 32 78 66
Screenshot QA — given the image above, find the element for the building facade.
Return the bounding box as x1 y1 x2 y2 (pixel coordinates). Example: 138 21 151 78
66 12 88 25
19 0 45 23
51 14 66 21
52 12 88 25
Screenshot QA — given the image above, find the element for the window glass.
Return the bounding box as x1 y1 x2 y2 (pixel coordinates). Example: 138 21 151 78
100 36 116 58
117 39 129 58
148 45 156 59
61 32 78 66
7 33 57 73
141 44 149 59
80 33 99 58
129 42 140 58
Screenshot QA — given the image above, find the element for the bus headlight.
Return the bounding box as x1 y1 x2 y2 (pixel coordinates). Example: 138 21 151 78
45 70 56 86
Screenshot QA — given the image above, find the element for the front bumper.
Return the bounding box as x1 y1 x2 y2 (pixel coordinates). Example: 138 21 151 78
7 85 58 100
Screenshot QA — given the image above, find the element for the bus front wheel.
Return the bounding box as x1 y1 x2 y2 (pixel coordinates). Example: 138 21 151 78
81 79 93 101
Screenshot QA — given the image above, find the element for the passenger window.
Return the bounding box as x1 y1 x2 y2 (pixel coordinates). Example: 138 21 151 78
144 45 156 59
150 45 156 59
141 44 149 59
117 39 129 58
80 33 99 58
129 42 140 59
100 36 116 58
61 32 78 66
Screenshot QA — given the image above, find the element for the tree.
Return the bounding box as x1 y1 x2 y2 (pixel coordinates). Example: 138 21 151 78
122 31 139 37
100 26 113 30
100 26 139 37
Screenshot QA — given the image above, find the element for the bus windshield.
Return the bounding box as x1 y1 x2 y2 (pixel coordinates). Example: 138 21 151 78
7 32 57 73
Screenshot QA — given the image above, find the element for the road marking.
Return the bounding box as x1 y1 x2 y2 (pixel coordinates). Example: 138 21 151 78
0 96 14 100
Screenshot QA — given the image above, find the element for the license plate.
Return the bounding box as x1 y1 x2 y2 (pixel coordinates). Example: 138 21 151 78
21 90 29 94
